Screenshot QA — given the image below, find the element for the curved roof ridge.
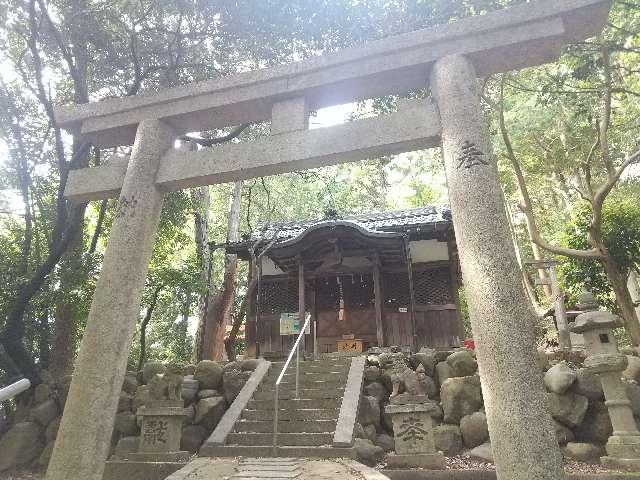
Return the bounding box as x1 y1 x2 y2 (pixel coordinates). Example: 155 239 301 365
270 219 406 251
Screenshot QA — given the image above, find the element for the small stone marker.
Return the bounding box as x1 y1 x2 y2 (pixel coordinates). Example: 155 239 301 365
133 367 190 462
137 402 187 460
102 370 190 480
112 367 190 464
384 394 445 469
570 293 640 471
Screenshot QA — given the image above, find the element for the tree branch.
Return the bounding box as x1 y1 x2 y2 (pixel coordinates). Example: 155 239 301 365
599 38 615 181
179 124 249 146
496 77 602 260
137 284 163 372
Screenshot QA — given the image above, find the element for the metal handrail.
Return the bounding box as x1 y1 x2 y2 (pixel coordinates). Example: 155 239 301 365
273 313 311 450
0 378 31 403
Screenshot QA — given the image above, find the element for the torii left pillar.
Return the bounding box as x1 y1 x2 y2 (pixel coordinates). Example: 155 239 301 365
46 119 175 480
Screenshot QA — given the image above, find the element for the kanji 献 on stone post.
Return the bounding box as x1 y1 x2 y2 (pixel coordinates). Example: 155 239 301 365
46 119 175 480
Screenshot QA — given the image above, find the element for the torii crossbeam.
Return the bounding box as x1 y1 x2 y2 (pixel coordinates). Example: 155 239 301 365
46 2 610 480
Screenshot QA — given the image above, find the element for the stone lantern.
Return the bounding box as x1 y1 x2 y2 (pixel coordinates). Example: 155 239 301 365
570 294 640 471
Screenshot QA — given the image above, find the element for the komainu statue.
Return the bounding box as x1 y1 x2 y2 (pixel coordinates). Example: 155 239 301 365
148 365 183 401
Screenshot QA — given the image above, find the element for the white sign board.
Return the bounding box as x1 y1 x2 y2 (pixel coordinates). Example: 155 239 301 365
280 312 311 335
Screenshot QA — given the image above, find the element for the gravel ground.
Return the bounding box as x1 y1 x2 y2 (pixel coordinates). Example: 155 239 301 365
444 455 619 474
0 469 43 480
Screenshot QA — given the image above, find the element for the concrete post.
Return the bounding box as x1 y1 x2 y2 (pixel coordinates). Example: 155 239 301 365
46 119 175 480
548 265 571 351
430 55 564 480
628 271 640 323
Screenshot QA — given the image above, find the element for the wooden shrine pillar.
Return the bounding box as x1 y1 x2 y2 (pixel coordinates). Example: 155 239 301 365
372 252 385 347
310 280 317 359
404 237 417 351
448 240 465 344
298 256 306 354
255 255 263 357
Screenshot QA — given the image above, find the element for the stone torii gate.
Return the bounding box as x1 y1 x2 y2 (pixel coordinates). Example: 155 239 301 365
45 1 610 480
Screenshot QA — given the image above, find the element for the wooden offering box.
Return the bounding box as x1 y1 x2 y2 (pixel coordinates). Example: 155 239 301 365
336 338 366 352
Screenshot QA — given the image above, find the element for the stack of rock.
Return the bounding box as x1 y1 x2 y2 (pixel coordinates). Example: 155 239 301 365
0 358 256 472
0 371 70 471
353 345 640 467
113 359 256 457
542 353 640 464
354 346 488 464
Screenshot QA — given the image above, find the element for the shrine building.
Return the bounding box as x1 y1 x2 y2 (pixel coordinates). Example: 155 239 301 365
227 206 464 357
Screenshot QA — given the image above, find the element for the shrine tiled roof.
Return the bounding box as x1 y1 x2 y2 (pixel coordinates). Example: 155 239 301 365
232 205 452 248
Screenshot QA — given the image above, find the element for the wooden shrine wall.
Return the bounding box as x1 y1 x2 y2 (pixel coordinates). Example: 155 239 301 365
315 308 378 354
384 306 462 350
247 261 464 356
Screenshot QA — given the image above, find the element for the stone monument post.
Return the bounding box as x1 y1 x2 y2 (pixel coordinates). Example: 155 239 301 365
385 399 445 469
384 364 445 469
127 368 190 462
430 54 564 480
570 296 640 471
46 119 175 480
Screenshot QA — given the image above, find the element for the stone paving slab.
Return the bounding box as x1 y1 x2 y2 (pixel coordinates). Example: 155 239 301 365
238 465 300 471
238 460 298 464
164 458 389 480
239 460 298 465
232 457 302 479
233 471 301 478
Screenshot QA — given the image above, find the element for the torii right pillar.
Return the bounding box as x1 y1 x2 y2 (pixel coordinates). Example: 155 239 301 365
431 54 565 480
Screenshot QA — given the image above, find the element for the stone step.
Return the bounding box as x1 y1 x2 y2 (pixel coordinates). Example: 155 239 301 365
247 398 341 410
269 364 349 373
266 370 349 379
233 471 302 478
234 420 337 433
236 463 299 472
264 372 348 382
226 432 334 446
262 370 349 385
200 445 355 459
253 388 344 401
241 408 339 421
271 360 350 367
258 380 345 391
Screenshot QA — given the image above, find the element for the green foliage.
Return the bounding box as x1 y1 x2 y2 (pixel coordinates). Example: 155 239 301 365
560 185 640 311
487 0 640 329
457 287 472 339
1 0 639 373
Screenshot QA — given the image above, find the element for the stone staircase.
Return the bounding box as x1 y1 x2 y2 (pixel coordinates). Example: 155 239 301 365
202 357 363 458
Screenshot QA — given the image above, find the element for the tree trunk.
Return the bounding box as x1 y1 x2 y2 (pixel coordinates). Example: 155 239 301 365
225 277 254 361
49 223 84 380
497 78 552 299
502 187 542 312
602 258 640 346
629 270 640 321
202 181 243 360
37 310 50 369
0 204 85 383
137 285 162 372
191 184 212 363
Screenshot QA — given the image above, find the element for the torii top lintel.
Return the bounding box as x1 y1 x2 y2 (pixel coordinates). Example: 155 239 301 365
55 0 610 148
